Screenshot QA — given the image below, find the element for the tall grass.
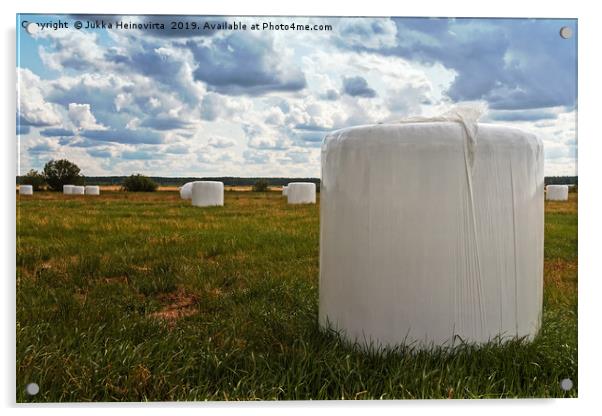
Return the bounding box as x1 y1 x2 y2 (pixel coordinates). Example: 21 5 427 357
16 192 577 401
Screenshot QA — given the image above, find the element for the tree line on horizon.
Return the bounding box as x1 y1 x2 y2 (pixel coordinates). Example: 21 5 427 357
16 158 577 190
16 159 322 192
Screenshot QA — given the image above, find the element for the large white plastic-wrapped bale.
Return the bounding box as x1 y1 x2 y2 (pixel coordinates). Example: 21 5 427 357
287 182 316 204
63 185 74 195
320 111 544 349
71 186 85 195
19 185 33 195
546 185 569 201
282 186 288 197
85 185 100 195
191 181 224 207
180 182 194 200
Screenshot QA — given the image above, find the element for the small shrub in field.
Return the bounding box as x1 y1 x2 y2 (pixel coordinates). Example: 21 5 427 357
252 179 269 192
122 174 158 192
20 169 46 191
43 159 84 191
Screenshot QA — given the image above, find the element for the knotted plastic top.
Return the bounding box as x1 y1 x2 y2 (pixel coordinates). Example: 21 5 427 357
394 105 485 167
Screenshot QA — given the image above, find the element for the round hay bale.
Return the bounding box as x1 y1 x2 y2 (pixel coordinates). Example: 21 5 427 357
287 182 316 204
191 181 224 207
63 185 74 195
71 185 85 195
546 185 569 201
320 121 544 348
180 182 194 200
282 185 288 197
85 185 100 195
19 185 33 195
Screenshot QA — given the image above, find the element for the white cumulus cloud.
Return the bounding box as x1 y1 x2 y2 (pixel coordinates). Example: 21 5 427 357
68 103 106 131
17 68 62 126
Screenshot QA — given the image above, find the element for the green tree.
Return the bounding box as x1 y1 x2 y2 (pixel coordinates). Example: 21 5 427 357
43 159 84 191
252 179 269 192
122 174 158 192
20 169 46 191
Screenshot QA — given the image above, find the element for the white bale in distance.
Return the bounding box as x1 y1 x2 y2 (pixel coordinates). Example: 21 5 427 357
85 185 100 195
191 181 224 207
180 182 194 200
287 182 316 204
63 185 74 195
71 186 85 195
19 185 33 195
546 185 569 201
282 186 288 196
320 119 544 349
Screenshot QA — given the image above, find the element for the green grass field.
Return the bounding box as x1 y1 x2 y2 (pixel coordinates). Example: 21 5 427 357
16 191 577 401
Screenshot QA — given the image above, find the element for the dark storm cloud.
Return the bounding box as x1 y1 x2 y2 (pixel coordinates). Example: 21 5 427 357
342 76 377 98
188 33 306 95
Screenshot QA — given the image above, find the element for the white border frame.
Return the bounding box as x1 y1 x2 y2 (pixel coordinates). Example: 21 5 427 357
3 1 599 415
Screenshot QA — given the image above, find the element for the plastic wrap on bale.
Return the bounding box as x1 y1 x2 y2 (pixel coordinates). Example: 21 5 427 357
180 182 194 200
19 185 33 195
85 185 100 195
71 186 85 195
319 109 544 349
192 181 224 207
546 185 569 201
63 185 74 195
287 182 316 204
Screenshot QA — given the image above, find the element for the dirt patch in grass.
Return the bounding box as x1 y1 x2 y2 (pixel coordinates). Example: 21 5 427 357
149 288 198 325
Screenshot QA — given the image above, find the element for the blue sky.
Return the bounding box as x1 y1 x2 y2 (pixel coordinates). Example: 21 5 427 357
17 15 577 177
